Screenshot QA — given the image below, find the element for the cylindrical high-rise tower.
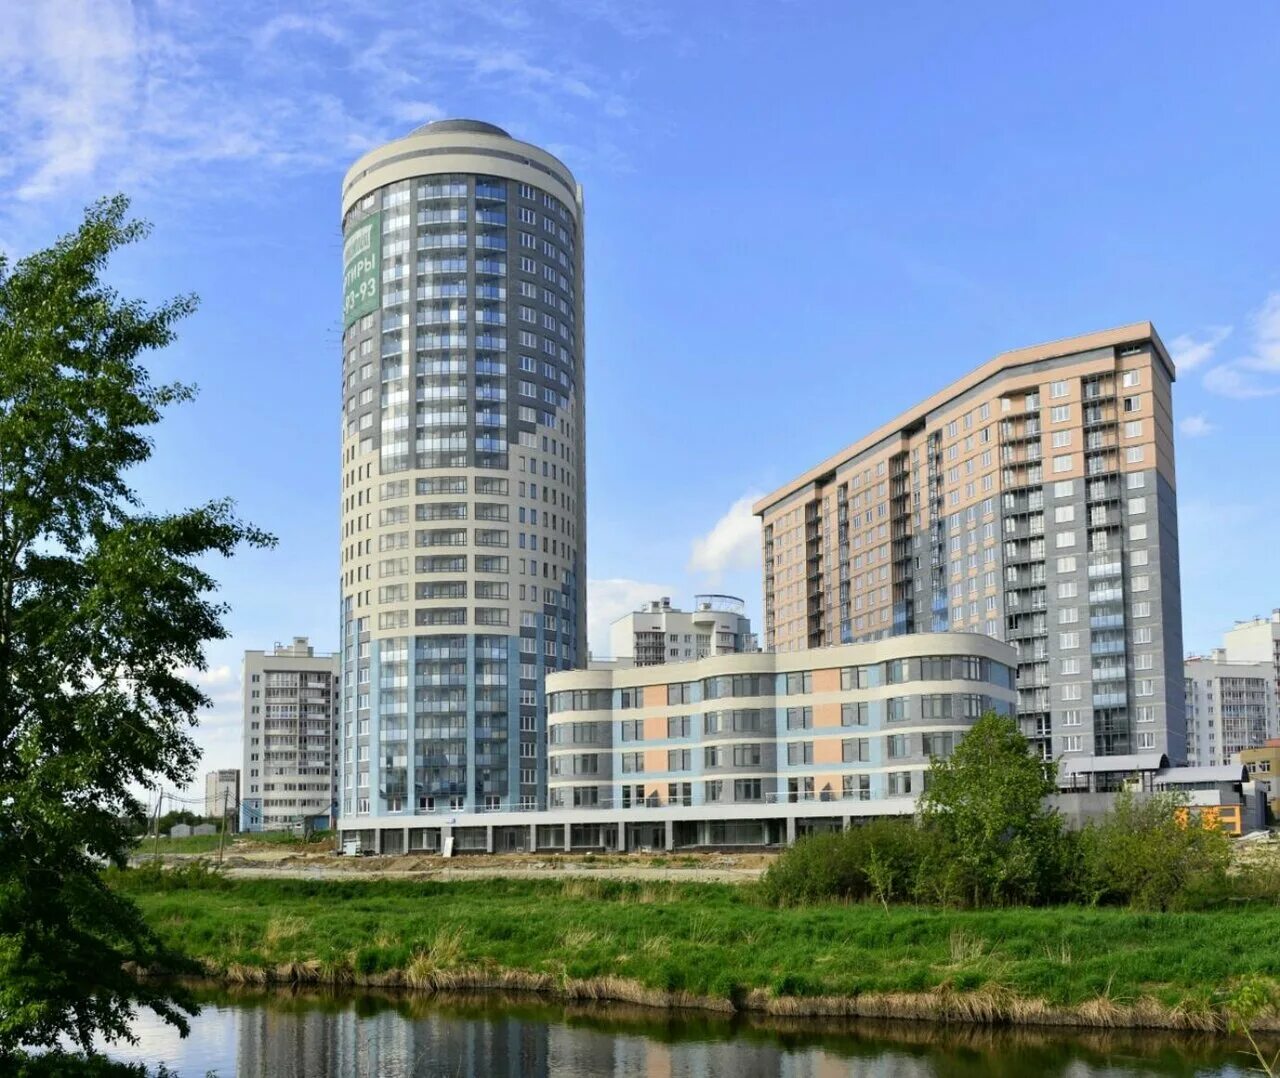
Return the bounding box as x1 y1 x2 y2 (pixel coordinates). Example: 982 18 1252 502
339 120 585 821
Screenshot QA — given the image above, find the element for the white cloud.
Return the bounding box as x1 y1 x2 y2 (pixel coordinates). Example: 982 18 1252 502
587 578 674 658
1203 292 1280 399
1178 414 1214 437
387 100 448 126
1169 325 1231 372
251 13 346 50
0 1 638 210
687 493 762 582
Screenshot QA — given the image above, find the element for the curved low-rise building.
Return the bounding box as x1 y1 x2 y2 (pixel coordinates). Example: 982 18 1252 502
547 632 1016 814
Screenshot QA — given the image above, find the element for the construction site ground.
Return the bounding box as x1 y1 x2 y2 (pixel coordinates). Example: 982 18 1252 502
135 838 775 883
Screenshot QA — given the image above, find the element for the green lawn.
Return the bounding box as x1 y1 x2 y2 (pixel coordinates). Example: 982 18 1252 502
133 831 331 856
120 873 1280 1020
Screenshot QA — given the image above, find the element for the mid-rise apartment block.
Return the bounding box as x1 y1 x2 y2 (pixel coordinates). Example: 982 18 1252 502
204 768 240 821
608 594 757 666
546 633 1015 813
1224 610 1280 713
241 637 340 832
754 324 1185 765
1184 651 1277 767
338 119 586 819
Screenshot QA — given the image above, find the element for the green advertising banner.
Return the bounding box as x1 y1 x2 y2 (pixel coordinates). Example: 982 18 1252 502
342 210 381 327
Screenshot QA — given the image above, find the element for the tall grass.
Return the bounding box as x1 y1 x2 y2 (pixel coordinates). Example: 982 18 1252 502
112 870 1280 1023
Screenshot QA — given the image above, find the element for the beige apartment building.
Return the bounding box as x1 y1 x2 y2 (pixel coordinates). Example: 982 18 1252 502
241 637 340 831
338 119 586 819
754 324 1185 766
546 632 1016 818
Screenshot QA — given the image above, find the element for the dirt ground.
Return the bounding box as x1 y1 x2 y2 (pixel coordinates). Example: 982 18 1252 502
142 832 1280 885
151 840 776 883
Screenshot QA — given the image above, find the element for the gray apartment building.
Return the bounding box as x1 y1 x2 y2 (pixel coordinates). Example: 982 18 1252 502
241 637 340 831
338 119 586 817
755 325 1186 772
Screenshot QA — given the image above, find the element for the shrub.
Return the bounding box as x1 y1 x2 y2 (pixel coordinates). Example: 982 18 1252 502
759 819 944 906
1075 791 1231 910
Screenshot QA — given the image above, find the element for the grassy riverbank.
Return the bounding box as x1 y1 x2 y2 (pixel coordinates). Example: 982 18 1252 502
117 871 1280 1029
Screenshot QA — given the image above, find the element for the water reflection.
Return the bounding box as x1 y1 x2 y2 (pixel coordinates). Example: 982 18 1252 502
107 985 1258 1077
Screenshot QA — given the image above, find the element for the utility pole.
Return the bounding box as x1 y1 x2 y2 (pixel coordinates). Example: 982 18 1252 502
217 789 228 866
152 790 163 863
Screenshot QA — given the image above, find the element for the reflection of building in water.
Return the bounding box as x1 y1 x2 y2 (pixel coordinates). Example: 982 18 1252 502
235 1001 547 1077
233 999 942 1077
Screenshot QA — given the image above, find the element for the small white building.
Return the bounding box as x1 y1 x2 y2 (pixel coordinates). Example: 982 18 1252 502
608 595 757 667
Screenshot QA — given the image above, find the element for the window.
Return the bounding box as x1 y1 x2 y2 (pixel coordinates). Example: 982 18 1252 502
1050 380 1069 398
842 737 869 762
1053 480 1074 498
887 772 912 797
666 715 691 738
841 702 869 726
842 774 871 801
1128 497 1147 515
923 732 954 758
1133 601 1152 618
1053 454 1073 473
1124 420 1143 438
734 779 763 801
666 682 693 706
732 744 762 767
1061 709 1081 727
1126 446 1145 463
1061 684 1082 701
787 742 814 765
667 749 691 771
1054 505 1075 523
1122 370 1141 388
785 671 813 694
887 734 909 759
1050 405 1071 423
1063 735 1083 753
1052 431 1072 448
786 706 813 730
1129 523 1148 542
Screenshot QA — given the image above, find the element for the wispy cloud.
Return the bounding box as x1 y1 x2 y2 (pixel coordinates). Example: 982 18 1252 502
0 0 642 213
1169 325 1231 372
1203 293 1280 399
688 493 761 582
587 577 674 657
1178 414 1214 437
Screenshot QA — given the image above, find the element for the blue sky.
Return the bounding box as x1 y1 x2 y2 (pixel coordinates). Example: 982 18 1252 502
2 0 1279 794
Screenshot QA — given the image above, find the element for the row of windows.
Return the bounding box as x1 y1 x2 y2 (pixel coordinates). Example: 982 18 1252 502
549 695 1007 737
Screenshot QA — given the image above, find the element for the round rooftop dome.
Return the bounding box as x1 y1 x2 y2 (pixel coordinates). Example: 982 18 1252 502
409 118 510 138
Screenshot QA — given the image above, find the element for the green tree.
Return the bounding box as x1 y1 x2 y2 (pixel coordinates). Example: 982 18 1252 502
918 712 1065 906
1076 790 1231 909
0 196 273 1059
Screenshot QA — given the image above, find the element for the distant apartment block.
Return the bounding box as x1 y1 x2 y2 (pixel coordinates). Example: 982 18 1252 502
1184 651 1277 767
241 637 340 832
754 324 1185 766
1224 610 1280 713
546 632 1015 816
608 594 757 666
204 768 240 821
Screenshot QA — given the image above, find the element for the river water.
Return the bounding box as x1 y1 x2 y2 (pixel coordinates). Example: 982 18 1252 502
101 986 1260 1077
